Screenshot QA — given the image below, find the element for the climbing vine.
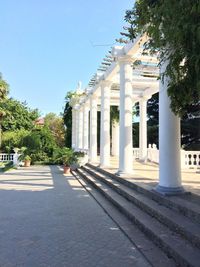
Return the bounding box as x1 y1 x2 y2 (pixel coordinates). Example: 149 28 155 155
123 0 200 117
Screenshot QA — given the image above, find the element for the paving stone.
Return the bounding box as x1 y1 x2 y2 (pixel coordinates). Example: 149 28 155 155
0 165 151 267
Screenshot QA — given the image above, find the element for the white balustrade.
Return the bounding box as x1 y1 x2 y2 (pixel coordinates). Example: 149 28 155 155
147 147 159 164
133 148 140 159
132 147 200 169
181 151 200 169
0 154 15 162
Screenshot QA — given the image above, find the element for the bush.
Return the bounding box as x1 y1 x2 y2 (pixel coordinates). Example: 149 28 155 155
53 147 77 166
30 151 50 164
1 129 30 152
1 125 62 164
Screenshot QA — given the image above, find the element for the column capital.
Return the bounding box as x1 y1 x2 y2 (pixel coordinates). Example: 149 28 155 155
79 106 84 111
118 55 133 64
100 79 112 88
88 91 98 100
83 102 89 110
139 95 149 102
73 104 80 110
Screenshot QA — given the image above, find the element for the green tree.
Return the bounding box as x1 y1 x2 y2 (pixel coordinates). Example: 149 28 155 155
1 129 30 153
0 73 9 101
44 113 65 147
0 73 9 147
1 98 39 131
22 127 57 163
63 92 73 147
123 0 200 116
135 93 199 149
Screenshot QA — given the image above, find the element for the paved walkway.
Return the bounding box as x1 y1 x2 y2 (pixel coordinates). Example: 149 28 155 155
0 165 151 267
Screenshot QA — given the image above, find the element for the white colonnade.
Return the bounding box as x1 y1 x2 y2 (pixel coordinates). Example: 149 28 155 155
118 56 133 175
100 81 111 167
75 106 79 150
78 108 83 150
83 104 89 150
139 97 148 161
89 94 98 162
71 109 76 149
70 34 184 195
156 61 183 194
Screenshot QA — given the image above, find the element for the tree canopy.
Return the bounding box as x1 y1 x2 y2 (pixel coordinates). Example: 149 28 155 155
44 113 65 147
0 73 9 101
63 92 73 147
1 98 39 132
123 0 200 117
134 94 200 150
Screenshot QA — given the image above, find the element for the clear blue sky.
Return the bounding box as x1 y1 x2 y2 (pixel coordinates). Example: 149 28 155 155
0 0 134 116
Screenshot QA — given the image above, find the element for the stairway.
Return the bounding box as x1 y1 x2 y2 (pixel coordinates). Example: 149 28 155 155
72 163 200 267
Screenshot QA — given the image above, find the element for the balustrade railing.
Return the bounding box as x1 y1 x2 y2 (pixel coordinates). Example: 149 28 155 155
133 148 139 159
147 148 159 164
0 154 15 162
2 150 197 168
133 147 200 169
181 150 200 169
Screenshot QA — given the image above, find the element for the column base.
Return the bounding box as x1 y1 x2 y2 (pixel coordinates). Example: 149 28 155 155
154 184 185 196
115 170 134 177
138 158 147 163
99 164 110 169
88 159 98 165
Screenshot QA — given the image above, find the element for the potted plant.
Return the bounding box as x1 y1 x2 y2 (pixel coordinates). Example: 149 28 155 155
24 155 31 167
62 150 78 174
54 148 78 174
18 147 31 167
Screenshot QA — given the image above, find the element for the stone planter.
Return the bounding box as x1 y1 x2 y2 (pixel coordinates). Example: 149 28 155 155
24 160 31 167
63 165 70 174
78 155 89 167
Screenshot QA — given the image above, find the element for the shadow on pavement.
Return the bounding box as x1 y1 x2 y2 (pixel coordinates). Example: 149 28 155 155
0 165 146 267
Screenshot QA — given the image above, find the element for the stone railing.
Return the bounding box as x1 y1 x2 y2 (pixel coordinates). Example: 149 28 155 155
133 146 200 169
0 153 15 162
147 145 159 164
0 153 20 166
181 150 200 169
133 148 140 159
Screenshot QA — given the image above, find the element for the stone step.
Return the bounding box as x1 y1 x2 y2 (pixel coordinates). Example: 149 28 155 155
179 192 200 206
82 165 200 249
76 167 200 267
72 170 176 267
86 163 200 224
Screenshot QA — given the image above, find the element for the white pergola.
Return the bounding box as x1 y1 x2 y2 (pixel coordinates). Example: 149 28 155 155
70 34 183 195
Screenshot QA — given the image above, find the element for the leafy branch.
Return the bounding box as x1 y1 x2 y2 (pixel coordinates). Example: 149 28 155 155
121 0 200 116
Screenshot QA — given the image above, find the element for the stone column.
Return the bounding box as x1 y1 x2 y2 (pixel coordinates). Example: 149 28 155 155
78 107 83 150
111 120 119 156
83 104 89 151
100 81 111 167
89 94 97 163
75 107 79 150
71 109 76 149
118 56 133 175
155 61 184 195
139 98 148 161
